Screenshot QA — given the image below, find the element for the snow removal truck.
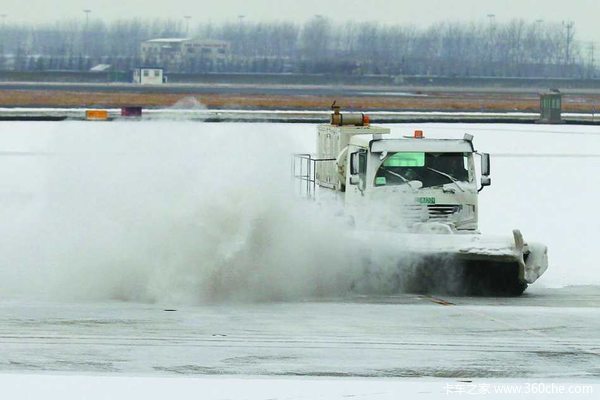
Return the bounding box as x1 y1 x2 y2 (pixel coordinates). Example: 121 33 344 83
293 106 548 296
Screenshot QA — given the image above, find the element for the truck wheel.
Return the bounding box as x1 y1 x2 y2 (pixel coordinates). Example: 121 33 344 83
505 281 528 296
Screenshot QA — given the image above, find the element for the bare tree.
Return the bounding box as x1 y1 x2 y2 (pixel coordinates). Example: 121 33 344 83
0 17 593 78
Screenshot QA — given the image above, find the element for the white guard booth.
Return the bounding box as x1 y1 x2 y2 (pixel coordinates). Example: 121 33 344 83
132 67 164 85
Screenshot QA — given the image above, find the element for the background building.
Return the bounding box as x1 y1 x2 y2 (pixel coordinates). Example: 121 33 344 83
141 38 230 72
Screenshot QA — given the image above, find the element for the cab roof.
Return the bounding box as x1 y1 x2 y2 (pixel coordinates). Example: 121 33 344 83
349 134 474 153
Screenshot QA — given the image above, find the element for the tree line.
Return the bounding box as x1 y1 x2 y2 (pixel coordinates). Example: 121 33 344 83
0 17 595 78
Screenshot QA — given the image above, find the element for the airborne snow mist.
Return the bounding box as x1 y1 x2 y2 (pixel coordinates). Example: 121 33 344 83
0 121 413 304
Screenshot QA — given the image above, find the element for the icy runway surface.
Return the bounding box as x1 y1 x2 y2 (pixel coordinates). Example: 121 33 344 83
0 121 599 385
1 287 600 379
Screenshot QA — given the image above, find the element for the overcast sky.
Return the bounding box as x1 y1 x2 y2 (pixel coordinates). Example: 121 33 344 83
2 0 600 41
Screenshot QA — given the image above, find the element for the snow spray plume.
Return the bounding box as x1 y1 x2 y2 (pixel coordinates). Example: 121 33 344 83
0 121 420 304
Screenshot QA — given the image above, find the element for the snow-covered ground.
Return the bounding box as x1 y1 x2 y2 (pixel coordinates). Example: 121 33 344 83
0 121 599 398
4 374 596 400
1 287 599 376
1 288 599 399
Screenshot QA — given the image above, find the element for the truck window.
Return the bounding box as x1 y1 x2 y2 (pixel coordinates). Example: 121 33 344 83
358 151 367 175
375 152 470 188
358 150 367 190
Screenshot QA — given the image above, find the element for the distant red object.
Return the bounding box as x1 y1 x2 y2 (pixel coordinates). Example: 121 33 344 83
121 106 142 117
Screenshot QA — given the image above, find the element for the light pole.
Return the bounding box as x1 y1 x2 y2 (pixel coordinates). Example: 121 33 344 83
184 15 192 37
485 14 496 75
83 9 91 26
563 21 575 66
535 19 544 33
0 14 6 62
588 42 595 78
82 9 92 60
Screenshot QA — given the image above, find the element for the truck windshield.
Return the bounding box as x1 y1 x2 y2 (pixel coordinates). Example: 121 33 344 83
375 152 470 188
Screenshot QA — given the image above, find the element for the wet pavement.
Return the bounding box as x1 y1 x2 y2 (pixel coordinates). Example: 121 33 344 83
1 286 599 379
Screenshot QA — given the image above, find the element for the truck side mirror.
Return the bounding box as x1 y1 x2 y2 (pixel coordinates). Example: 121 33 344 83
349 150 366 188
350 152 359 175
481 153 491 176
349 153 360 185
481 175 491 187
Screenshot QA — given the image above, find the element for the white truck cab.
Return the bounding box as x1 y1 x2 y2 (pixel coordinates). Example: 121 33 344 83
314 110 491 233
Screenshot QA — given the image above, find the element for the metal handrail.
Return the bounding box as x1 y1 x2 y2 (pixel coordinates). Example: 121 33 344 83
291 153 336 199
